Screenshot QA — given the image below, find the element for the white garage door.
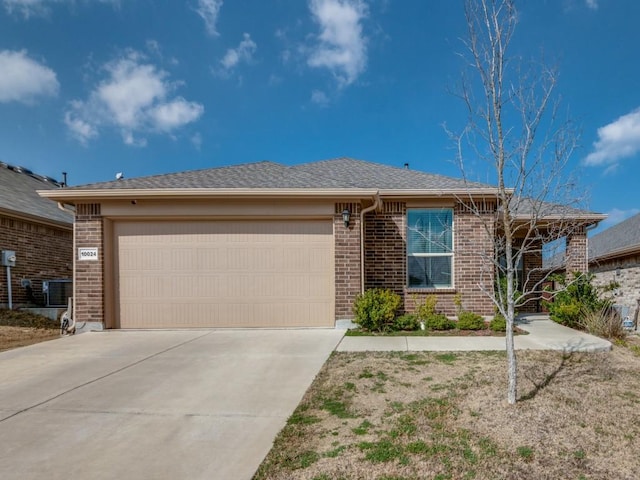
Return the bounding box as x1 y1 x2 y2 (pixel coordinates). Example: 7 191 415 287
114 220 334 328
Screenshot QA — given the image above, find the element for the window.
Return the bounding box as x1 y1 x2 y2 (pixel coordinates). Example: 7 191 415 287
407 209 453 288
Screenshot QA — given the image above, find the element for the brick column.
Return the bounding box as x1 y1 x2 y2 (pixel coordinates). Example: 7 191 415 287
565 226 588 274
74 203 104 325
453 203 496 316
334 202 361 321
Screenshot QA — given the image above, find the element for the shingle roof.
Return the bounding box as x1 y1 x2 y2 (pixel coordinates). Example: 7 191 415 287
0 163 72 225
589 212 640 261
62 157 492 191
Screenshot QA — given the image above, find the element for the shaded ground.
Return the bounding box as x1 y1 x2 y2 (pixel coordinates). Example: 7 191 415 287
255 342 640 480
0 309 59 352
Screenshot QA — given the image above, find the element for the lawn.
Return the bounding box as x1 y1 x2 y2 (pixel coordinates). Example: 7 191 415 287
0 309 60 352
254 341 640 480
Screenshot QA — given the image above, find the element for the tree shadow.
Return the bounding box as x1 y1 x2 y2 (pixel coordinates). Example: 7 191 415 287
519 352 573 402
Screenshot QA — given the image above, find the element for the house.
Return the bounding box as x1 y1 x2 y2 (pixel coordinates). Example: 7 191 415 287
589 212 640 322
0 162 73 309
38 157 603 329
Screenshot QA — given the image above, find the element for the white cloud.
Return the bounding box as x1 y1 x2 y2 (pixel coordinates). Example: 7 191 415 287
2 0 119 18
195 0 223 36
149 98 204 132
0 50 59 103
310 89 329 106
307 0 368 87
600 208 640 228
584 108 640 169
585 0 598 10
65 51 203 146
219 33 257 71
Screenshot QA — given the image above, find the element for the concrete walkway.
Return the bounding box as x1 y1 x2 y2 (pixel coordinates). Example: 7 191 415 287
336 315 612 352
0 329 343 480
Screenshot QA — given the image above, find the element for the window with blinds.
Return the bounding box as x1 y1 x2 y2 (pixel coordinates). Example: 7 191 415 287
407 209 454 288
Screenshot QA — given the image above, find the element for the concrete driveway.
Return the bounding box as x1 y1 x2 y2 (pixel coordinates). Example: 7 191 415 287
0 329 344 480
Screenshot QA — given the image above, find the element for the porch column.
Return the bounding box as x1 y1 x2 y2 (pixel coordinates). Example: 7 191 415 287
565 226 588 274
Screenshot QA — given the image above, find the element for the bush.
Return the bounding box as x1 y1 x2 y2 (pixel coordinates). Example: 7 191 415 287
578 305 626 340
393 313 420 331
353 289 402 332
424 313 455 331
489 314 507 332
545 273 605 328
457 311 486 330
414 295 438 321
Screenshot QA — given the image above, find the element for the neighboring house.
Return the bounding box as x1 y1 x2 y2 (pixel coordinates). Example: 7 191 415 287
39 158 603 329
0 162 73 309
589 212 640 321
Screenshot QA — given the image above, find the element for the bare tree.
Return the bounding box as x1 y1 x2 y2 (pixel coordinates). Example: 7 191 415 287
449 0 588 404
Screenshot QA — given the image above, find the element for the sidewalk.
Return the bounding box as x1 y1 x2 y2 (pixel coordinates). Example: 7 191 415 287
336 315 612 353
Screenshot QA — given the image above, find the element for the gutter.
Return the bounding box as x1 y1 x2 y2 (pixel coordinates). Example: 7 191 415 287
57 202 76 215
360 192 381 294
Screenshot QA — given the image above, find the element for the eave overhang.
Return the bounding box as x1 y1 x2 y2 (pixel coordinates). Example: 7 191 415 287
0 206 73 230
38 187 502 203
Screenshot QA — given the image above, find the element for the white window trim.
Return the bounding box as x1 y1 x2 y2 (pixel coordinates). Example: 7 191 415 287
406 208 455 289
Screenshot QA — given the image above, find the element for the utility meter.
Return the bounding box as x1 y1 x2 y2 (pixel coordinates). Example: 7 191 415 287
1 250 16 267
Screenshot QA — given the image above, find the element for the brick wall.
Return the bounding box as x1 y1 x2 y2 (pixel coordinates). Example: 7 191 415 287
519 240 543 313
362 201 496 317
334 202 362 320
566 227 588 273
74 204 104 324
0 214 72 307
591 252 640 324
364 202 405 297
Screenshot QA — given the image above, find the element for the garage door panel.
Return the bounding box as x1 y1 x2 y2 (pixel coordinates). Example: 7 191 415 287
115 220 334 328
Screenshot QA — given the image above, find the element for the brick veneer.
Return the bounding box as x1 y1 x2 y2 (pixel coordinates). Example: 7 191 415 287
566 227 588 273
74 204 104 324
364 202 405 296
362 201 496 317
0 214 72 307
519 240 544 313
334 202 362 319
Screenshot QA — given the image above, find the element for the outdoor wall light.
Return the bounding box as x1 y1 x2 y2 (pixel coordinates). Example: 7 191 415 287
342 208 351 228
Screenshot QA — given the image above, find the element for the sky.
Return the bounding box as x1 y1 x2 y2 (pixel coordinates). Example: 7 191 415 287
1 0 639 232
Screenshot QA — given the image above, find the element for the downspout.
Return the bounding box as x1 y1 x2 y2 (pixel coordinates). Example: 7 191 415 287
58 202 77 333
360 192 381 293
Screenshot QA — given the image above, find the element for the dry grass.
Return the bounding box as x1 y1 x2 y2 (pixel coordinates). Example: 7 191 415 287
0 309 59 352
255 344 640 480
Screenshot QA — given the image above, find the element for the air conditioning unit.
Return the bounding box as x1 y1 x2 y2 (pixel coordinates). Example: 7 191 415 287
43 279 73 307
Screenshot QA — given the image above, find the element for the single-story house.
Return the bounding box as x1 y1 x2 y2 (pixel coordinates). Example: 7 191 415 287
589 212 640 322
39 157 603 329
0 162 73 309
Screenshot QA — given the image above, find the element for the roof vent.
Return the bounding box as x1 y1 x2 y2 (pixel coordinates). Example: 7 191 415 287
404 163 409 169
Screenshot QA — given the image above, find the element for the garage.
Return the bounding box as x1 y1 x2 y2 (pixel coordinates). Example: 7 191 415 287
113 219 334 328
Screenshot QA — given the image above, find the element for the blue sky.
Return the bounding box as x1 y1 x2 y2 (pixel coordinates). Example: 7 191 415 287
1 0 639 231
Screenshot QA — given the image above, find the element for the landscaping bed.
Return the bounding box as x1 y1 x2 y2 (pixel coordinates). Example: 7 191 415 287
254 345 640 480
0 309 60 352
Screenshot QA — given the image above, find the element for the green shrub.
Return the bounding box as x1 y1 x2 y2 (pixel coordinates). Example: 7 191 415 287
545 273 605 328
414 295 438 321
489 314 507 332
394 313 420 331
457 311 486 330
425 313 455 331
353 289 402 332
